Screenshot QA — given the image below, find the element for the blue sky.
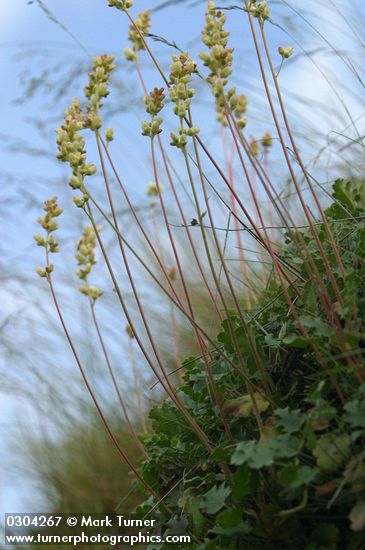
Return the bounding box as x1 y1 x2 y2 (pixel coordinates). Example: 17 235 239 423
1 0 364 526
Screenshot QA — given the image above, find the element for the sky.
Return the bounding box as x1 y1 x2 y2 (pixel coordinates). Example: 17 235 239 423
0 0 364 532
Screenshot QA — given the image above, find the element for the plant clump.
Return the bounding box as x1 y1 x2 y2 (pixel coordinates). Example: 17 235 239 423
135 182 365 549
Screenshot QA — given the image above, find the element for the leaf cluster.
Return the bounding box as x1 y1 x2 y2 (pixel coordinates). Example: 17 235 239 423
135 181 365 549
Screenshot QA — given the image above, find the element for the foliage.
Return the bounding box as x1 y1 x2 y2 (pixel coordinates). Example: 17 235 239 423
134 181 365 549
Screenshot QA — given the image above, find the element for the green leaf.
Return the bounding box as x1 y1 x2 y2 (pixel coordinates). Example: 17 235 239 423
332 179 360 215
201 484 231 515
308 403 335 432
274 407 306 434
313 433 351 474
232 465 256 501
166 514 189 535
282 334 310 348
279 464 319 489
209 443 234 463
266 434 301 458
299 315 333 337
264 333 280 348
231 441 275 469
211 508 251 536
149 402 183 436
344 398 365 428
217 319 264 374
178 489 206 537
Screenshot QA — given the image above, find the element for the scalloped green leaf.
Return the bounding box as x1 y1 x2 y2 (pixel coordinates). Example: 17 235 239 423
274 407 306 434
201 484 231 515
313 433 351 474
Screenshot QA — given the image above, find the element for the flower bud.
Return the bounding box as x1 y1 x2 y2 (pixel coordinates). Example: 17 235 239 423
250 138 259 157
81 163 97 176
35 196 62 274
105 128 114 142
124 47 136 62
34 233 46 247
108 0 133 11
278 46 293 59
262 132 273 148
168 266 177 281
144 87 165 116
151 117 163 136
88 113 103 131
73 196 88 208
36 267 47 278
141 121 151 137
147 181 164 197
237 117 248 130
69 175 83 190
187 126 200 137
127 10 151 54
79 285 103 300
126 324 135 338
48 235 60 253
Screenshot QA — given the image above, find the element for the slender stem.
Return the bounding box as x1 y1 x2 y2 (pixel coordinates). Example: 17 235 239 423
89 298 148 458
149 154 231 437
84 177 271 402
245 8 343 303
183 146 265 427
263 147 275 240
225 112 345 400
226 110 337 318
150 136 233 439
99 136 190 312
250 146 267 287
150 137 206 352
156 132 223 320
92 135 215 451
188 110 273 405
136 54 218 323
44 249 164 505
121 11 304 292
221 126 253 304
260 22 346 279
226 109 303 298
149 197 182 375
128 336 147 433
275 58 284 78
86 203 215 453
124 9 169 87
